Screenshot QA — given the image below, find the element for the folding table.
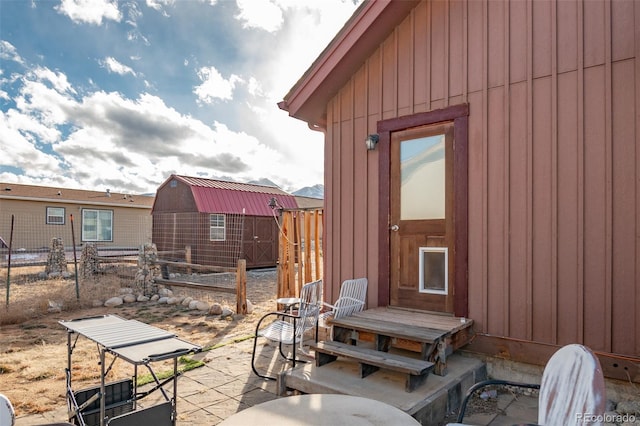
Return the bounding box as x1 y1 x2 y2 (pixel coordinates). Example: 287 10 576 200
59 314 201 426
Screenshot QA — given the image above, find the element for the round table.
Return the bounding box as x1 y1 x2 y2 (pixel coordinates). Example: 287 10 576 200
218 394 420 425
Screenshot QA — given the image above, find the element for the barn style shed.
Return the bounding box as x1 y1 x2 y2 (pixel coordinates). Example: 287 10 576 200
152 175 298 269
280 0 640 384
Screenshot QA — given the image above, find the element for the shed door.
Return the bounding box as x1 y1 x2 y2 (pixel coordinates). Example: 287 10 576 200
390 122 454 313
243 217 277 268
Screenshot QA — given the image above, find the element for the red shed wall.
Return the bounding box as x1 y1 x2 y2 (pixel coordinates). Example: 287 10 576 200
324 0 639 358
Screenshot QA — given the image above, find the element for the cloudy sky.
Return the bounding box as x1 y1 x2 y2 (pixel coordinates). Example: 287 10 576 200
0 0 361 195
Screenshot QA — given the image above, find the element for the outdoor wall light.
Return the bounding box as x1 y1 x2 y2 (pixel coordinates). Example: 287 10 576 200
268 197 282 211
365 134 379 151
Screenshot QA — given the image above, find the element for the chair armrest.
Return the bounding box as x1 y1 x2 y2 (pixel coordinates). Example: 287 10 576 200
456 379 540 423
322 301 337 310
254 310 301 334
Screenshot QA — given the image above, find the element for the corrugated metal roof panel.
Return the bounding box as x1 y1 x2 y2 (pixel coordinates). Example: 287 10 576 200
174 175 291 196
190 187 298 216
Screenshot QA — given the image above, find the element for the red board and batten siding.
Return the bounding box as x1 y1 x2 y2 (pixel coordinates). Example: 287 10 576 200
323 0 639 359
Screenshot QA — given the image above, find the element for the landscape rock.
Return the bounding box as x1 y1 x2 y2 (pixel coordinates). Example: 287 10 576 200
150 294 160 301
137 295 150 302
158 297 169 304
617 400 640 415
159 288 173 297
182 297 193 306
48 300 62 313
122 294 137 303
209 303 223 315
246 299 254 314
104 297 123 307
188 300 199 310
45 237 68 275
221 307 233 318
167 297 180 305
196 301 209 312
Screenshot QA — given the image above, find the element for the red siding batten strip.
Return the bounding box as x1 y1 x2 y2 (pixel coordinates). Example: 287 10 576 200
503 0 511 336
636 0 640 357
603 0 613 353
526 0 534 341
551 0 559 345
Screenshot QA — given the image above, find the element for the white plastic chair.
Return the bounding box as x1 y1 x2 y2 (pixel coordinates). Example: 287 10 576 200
0 393 15 426
251 279 322 380
320 278 368 337
450 344 606 426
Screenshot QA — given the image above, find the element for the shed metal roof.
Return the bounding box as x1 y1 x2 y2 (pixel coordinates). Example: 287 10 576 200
169 175 298 216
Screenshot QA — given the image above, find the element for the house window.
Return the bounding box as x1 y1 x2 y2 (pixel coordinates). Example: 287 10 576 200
46 207 65 225
82 209 113 242
210 214 226 241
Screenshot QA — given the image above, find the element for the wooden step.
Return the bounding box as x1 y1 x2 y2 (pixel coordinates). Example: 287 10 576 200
310 341 435 392
330 316 448 344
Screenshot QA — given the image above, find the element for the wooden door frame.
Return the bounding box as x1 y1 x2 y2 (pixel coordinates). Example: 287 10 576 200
377 104 469 317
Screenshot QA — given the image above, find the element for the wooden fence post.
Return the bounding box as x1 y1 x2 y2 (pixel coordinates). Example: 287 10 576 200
286 211 296 297
236 259 247 314
314 210 322 280
185 245 192 274
304 211 312 283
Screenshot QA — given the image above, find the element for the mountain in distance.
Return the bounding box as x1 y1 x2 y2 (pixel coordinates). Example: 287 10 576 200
292 184 324 199
247 178 323 199
248 178 280 188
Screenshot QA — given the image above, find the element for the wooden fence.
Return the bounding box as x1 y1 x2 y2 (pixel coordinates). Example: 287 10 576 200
277 209 323 299
154 258 247 315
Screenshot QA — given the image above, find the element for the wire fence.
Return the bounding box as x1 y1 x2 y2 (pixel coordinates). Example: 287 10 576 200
0 210 251 319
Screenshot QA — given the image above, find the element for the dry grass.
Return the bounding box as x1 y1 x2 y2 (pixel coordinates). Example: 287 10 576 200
1 265 123 325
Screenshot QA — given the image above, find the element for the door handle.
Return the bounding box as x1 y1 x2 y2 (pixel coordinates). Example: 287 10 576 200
390 225 399 232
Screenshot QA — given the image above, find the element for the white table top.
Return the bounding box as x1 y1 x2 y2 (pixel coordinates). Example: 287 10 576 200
59 314 201 364
218 394 420 426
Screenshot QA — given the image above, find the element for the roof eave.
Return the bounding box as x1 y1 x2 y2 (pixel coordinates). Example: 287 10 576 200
279 0 419 128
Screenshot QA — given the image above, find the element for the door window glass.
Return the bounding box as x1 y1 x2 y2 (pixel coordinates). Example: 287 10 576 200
400 134 445 220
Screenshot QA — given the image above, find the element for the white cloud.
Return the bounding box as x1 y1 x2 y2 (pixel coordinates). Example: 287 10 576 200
31 67 77 95
235 0 283 33
100 57 137 77
0 111 61 174
0 41 24 65
194 66 243 103
1 1 363 194
146 0 173 17
1 62 303 192
55 0 122 25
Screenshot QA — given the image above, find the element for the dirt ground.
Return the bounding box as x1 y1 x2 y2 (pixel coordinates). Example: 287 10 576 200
0 268 279 417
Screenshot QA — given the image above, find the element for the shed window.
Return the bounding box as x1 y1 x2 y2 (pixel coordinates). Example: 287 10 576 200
82 209 113 242
210 214 226 241
46 207 65 225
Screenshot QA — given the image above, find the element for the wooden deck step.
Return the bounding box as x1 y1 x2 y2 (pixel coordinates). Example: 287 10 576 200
311 341 435 392
329 308 475 376
330 315 448 344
